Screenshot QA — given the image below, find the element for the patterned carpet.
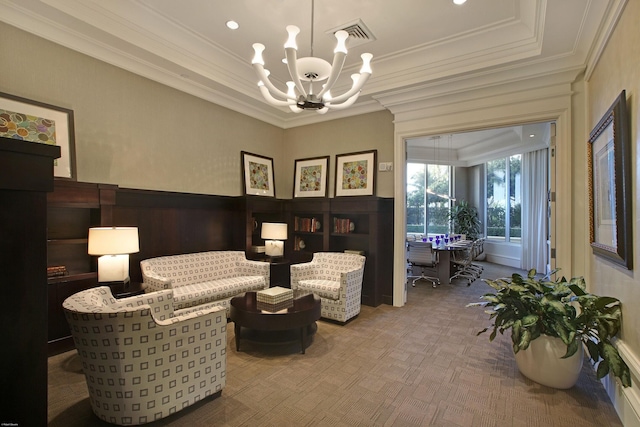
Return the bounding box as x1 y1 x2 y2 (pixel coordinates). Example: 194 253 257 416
48 262 623 426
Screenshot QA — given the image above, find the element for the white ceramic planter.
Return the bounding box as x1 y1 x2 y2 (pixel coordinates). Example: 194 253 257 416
514 335 584 389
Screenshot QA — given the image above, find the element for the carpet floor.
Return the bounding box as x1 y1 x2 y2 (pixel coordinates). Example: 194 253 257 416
48 262 623 426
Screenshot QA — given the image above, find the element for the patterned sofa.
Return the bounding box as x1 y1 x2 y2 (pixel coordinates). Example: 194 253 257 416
140 251 269 314
290 252 366 323
63 286 226 425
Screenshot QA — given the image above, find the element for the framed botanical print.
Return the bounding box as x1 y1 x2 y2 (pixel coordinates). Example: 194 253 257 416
242 151 275 197
293 155 329 198
0 91 76 179
335 150 377 197
587 90 632 269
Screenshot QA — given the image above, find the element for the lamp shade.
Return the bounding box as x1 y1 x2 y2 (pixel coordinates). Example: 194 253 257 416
261 223 287 240
88 227 140 255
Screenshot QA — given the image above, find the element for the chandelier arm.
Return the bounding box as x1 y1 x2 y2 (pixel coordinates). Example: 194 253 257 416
285 47 307 97
326 72 370 104
316 51 347 99
325 91 361 110
253 63 293 100
258 85 296 107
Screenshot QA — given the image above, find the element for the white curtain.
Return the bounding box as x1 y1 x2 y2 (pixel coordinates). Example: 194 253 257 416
521 148 548 272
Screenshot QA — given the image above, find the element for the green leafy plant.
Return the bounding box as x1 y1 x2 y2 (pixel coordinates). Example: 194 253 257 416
468 269 631 387
449 200 481 239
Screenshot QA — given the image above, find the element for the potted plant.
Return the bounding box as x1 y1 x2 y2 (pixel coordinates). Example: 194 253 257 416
449 200 481 240
468 269 631 389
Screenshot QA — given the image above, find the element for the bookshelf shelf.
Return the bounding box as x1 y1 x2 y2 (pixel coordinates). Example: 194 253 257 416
286 197 393 306
46 181 116 354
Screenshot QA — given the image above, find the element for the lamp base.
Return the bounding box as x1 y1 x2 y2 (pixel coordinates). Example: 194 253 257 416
265 240 284 257
97 254 131 283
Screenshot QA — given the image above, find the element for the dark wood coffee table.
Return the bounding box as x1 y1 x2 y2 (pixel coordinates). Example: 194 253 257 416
229 291 321 354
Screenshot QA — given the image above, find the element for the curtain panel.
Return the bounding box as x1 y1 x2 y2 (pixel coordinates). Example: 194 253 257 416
521 148 549 272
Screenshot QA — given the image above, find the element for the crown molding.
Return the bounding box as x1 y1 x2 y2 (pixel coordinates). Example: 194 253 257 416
584 0 628 81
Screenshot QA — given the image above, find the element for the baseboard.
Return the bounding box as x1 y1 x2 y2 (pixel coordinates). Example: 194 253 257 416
48 336 75 356
598 339 640 426
485 254 520 268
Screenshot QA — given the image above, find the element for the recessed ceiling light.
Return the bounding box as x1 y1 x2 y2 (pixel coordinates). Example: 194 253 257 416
453 0 467 5
529 134 535 138
226 20 239 30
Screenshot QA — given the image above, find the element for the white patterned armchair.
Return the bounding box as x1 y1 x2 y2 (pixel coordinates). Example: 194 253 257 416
291 252 366 323
63 286 226 426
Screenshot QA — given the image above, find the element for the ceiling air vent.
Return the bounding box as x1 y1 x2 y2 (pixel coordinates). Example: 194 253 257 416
327 19 375 48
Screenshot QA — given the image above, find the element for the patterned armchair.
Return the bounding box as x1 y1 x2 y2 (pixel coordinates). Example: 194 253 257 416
290 252 366 323
63 286 226 426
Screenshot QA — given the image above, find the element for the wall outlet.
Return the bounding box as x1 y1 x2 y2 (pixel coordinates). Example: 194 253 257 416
378 162 393 172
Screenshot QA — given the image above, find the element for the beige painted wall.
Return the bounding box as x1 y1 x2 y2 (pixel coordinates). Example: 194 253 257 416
0 22 394 200
586 1 640 357
282 110 395 198
0 22 284 197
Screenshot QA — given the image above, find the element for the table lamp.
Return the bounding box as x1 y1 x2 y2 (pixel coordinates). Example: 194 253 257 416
88 227 139 285
261 222 287 257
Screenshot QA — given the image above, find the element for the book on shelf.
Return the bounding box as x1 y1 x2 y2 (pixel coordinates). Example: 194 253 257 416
47 265 68 278
294 216 320 233
333 217 352 234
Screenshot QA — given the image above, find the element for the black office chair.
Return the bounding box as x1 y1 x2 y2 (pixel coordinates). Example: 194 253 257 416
406 241 440 287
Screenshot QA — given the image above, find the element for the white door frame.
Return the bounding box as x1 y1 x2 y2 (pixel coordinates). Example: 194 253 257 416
390 83 574 306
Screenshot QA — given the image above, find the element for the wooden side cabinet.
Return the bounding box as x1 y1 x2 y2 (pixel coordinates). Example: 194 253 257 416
48 273 98 354
242 196 286 257
329 197 394 307
0 137 60 427
47 180 117 354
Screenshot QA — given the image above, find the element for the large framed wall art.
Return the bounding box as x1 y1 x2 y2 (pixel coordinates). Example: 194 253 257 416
242 151 275 197
335 150 377 197
587 90 632 269
0 92 76 179
293 155 329 198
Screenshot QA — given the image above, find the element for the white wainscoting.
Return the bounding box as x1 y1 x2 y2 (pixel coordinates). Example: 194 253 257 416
484 241 522 269
600 340 640 426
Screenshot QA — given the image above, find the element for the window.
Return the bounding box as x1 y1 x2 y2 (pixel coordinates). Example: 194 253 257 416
486 155 521 241
407 163 452 235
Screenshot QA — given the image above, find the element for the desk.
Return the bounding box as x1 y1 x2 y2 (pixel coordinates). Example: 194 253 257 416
432 241 473 284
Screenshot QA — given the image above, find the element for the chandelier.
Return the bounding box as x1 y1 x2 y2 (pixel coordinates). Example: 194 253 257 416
251 0 373 114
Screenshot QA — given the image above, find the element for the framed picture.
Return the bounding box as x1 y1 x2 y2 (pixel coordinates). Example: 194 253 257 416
587 90 632 269
335 150 377 197
293 155 329 198
0 92 76 179
242 151 275 197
